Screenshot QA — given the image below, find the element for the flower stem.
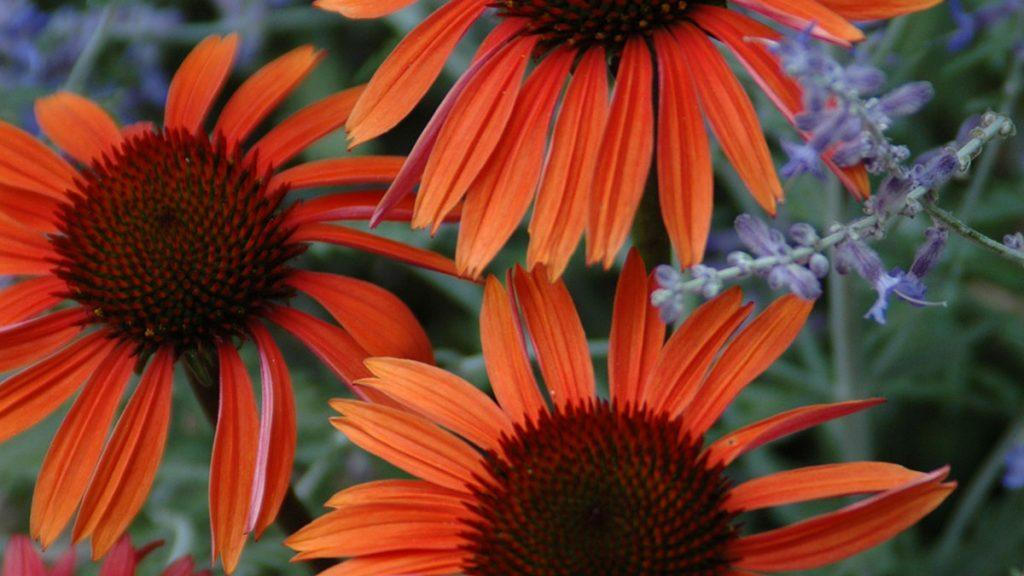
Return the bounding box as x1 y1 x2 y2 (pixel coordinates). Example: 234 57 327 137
182 348 333 574
631 184 672 268
923 202 1024 267
63 1 119 92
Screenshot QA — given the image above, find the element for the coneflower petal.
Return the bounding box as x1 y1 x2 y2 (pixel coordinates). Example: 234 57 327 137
416 33 537 234
0 185 60 232
289 270 434 364
325 480 470 509
34 93 123 166
346 0 488 147
360 357 512 451
730 0 864 44
266 306 370 390
0 308 90 374
653 28 714 267
74 347 175 557
511 266 595 409
731 468 955 571
165 34 239 134
0 332 115 444
292 223 461 278
316 549 468 576
815 0 943 19
210 342 259 573
480 276 547 426
0 121 76 199
609 250 664 409
287 191 427 226
1 535 46 576
248 323 297 538
587 36 655 269
0 219 59 276
269 156 404 192
315 0 419 19
30 344 135 548
0 276 65 327
456 48 574 278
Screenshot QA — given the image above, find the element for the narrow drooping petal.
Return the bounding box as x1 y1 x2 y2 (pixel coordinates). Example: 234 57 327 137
346 0 488 146
74 347 175 557
165 34 239 133
0 122 76 198
587 37 654 268
266 306 370 392
0 332 115 443
315 0 419 19
326 479 470 509
292 223 460 278
684 295 814 437
511 266 595 409
815 0 942 19
289 270 434 364
480 276 547 425
210 343 259 573
705 399 885 466
317 550 469 576
609 251 665 408
643 288 751 413
215 45 324 150
726 462 925 511
287 192 433 226
730 0 864 43
415 33 537 233
246 86 365 173
528 47 609 278
2 535 46 576
652 28 713 267
361 357 513 451
0 185 61 232
249 323 297 538
30 344 135 547
456 48 574 277
269 156 404 192
731 469 954 571
0 276 64 326
676 22 783 214
0 220 59 276
0 308 90 373
35 93 123 166
330 399 486 491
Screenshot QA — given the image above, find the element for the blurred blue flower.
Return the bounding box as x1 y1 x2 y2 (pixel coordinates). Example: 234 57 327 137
947 0 1024 51
1004 442 1024 490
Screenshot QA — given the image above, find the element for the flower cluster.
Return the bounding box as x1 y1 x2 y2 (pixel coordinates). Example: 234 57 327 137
947 0 1024 52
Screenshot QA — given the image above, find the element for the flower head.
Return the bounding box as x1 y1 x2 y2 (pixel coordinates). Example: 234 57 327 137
0 35 462 572
317 0 943 278
288 251 954 574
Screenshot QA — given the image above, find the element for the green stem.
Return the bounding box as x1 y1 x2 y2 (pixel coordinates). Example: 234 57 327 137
631 184 672 268
923 203 1024 267
63 1 119 92
183 349 333 575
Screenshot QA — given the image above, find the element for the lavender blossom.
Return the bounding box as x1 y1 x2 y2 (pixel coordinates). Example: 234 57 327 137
1005 232 1024 251
947 0 1024 52
734 215 824 300
1005 442 1024 490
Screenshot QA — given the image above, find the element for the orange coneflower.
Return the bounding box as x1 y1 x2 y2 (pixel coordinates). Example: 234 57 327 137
288 251 954 575
0 35 462 573
2 534 208 576
318 0 940 278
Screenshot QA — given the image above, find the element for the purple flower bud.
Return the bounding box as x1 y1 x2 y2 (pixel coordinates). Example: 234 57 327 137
654 264 682 290
956 114 983 146
768 264 822 300
878 82 935 118
789 223 819 246
780 140 826 179
909 227 948 278
834 237 885 283
809 254 830 278
830 137 870 167
735 214 788 257
867 175 913 219
1004 442 1024 490
1004 232 1024 251
842 64 886 95
914 149 960 188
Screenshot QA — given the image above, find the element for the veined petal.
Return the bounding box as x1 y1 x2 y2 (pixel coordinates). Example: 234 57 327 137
675 23 783 214
0 308 90 374
815 0 942 19
329 399 485 492
684 295 814 437
269 156 405 192
527 47 608 279
0 216 59 276
287 191 436 226
316 550 468 576
652 28 713 267
0 184 61 232
30 343 136 548
2 536 46 576
643 288 750 413
315 0 419 18
0 276 65 326
456 48 574 278
0 120 76 199
511 266 595 409
480 276 547 426
289 270 433 364
35 93 122 166
165 35 239 133
609 251 665 409
74 348 175 557
246 86 365 174
215 45 324 150
415 33 537 233
586 36 655 268
346 0 488 146
361 357 512 452
287 502 469 560
731 469 954 571
266 306 369 391
249 323 297 538
211 342 259 573
326 479 470 509
706 399 885 467
292 223 460 278
0 331 115 444
729 0 864 44
726 462 926 512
